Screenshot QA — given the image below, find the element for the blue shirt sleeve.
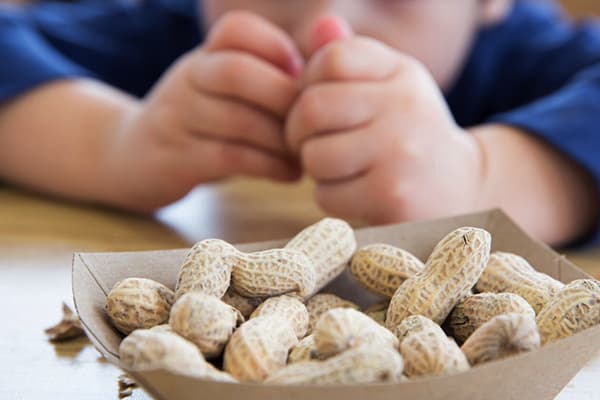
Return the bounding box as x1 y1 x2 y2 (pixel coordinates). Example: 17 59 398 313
0 0 201 101
447 0 600 244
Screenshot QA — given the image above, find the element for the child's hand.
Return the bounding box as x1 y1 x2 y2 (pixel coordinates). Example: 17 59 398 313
107 11 303 210
286 17 484 223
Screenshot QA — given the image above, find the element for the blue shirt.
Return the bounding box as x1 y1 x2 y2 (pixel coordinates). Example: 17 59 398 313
1 0 600 242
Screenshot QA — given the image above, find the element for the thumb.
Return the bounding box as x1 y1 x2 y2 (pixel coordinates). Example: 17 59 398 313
308 15 354 57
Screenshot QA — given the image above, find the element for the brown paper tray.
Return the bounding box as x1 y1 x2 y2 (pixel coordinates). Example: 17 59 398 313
72 209 600 400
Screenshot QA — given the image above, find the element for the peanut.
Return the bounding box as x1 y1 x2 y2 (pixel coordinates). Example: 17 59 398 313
119 329 207 377
285 218 356 295
449 293 535 343
536 279 600 344
120 329 238 382
250 295 309 339
386 227 491 328
313 308 398 359
169 293 242 358
461 313 540 365
288 335 316 364
476 252 564 314
106 278 175 335
231 248 317 298
266 344 404 385
221 288 263 319
364 301 389 327
305 294 359 335
350 244 424 298
176 239 238 299
394 315 469 377
223 315 298 382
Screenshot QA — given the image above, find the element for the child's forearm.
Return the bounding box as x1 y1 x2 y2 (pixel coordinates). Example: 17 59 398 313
471 124 599 246
0 79 139 206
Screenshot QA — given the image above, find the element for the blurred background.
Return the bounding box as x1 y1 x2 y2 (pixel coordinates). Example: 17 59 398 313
0 0 599 17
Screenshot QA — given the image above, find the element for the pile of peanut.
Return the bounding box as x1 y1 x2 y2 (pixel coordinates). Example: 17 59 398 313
105 219 600 385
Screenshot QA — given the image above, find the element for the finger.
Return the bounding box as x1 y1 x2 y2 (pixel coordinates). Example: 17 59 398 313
308 15 353 56
286 82 378 153
205 10 304 76
187 51 299 118
301 127 376 181
183 92 288 156
303 37 403 85
314 173 375 221
189 138 301 182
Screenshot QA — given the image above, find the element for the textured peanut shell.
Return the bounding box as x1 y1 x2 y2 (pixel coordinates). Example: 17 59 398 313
313 308 398 358
386 227 491 329
231 248 316 298
106 278 175 335
119 330 207 377
250 295 309 339
536 279 600 344
350 244 424 298
223 316 298 382
221 288 263 319
288 335 316 364
461 313 541 365
266 344 404 385
305 294 359 335
394 315 469 377
120 330 237 382
285 218 357 295
449 293 535 343
364 301 389 327
476 252 564 314
175 239 237 299
169 293 241 358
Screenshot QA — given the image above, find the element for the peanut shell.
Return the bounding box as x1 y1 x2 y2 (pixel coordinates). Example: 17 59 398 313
285 218 356 295
223 316 298 382
313 308 398 358
305 294 359 335
175 239 237 299
386 227 491 328
476 252 564 314
536 279 600 344
461 313 540 365
169 293 241 358
449 293 535 343
266 344 404 385
350 244 424 298
394 315 469 377
221 288 263 319
106 278 175 335
250 295 309 339
288 335 317 364
231 248 317 298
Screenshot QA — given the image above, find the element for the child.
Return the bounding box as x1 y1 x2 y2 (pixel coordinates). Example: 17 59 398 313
0 0 599 246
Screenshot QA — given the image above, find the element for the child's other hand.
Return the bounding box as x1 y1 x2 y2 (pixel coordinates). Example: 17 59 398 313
108 11 303 211
286 17 484 224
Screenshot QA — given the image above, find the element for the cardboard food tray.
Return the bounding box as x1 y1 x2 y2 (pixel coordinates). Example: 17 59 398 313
72 209 600 400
